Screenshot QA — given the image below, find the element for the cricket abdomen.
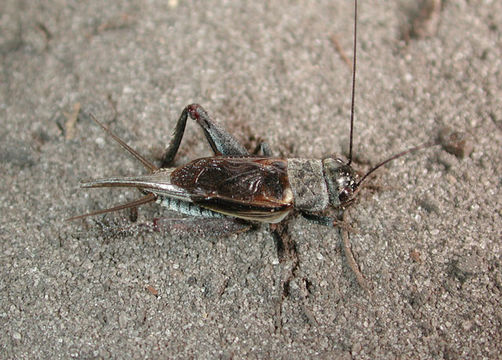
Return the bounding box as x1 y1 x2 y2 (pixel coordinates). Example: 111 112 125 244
286 158 329 212
157 196 225 218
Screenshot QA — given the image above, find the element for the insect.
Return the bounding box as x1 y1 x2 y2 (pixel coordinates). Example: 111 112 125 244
68 0 438 234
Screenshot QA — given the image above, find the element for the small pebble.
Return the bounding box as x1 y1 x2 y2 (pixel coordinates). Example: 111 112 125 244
438 127 474 159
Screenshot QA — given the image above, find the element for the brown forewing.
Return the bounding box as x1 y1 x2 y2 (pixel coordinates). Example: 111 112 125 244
170 157 293 221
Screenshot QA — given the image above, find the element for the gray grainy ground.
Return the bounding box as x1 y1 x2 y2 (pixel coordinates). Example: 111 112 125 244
1 0 501 358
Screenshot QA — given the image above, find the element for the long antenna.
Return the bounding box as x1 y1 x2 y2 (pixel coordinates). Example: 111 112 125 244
357 141 440 187
347 0 358 166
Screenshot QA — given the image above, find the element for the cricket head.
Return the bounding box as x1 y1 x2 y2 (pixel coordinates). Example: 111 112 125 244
322 157 358 207
322 140 441 210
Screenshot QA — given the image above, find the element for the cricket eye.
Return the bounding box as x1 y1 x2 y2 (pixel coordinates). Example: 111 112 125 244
339 187 353 203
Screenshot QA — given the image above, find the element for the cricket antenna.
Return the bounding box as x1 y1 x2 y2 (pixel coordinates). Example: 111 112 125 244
347 0 358 166
356 140 440 187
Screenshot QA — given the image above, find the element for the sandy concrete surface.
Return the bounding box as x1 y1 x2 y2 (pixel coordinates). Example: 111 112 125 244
1 0 501 358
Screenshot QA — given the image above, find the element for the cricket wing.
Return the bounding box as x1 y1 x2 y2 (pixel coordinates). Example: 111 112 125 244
170 157 294 222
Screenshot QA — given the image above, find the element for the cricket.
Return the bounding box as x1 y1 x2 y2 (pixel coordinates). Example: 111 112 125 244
69 0 440 236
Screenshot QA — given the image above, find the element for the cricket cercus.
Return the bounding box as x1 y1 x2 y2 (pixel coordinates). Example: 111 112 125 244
69 0 438 235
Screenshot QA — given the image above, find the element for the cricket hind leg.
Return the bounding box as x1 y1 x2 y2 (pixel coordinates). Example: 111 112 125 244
161 104 249 167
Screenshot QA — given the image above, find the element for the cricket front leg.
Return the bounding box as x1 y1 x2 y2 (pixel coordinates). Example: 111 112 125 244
161 104 249 167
